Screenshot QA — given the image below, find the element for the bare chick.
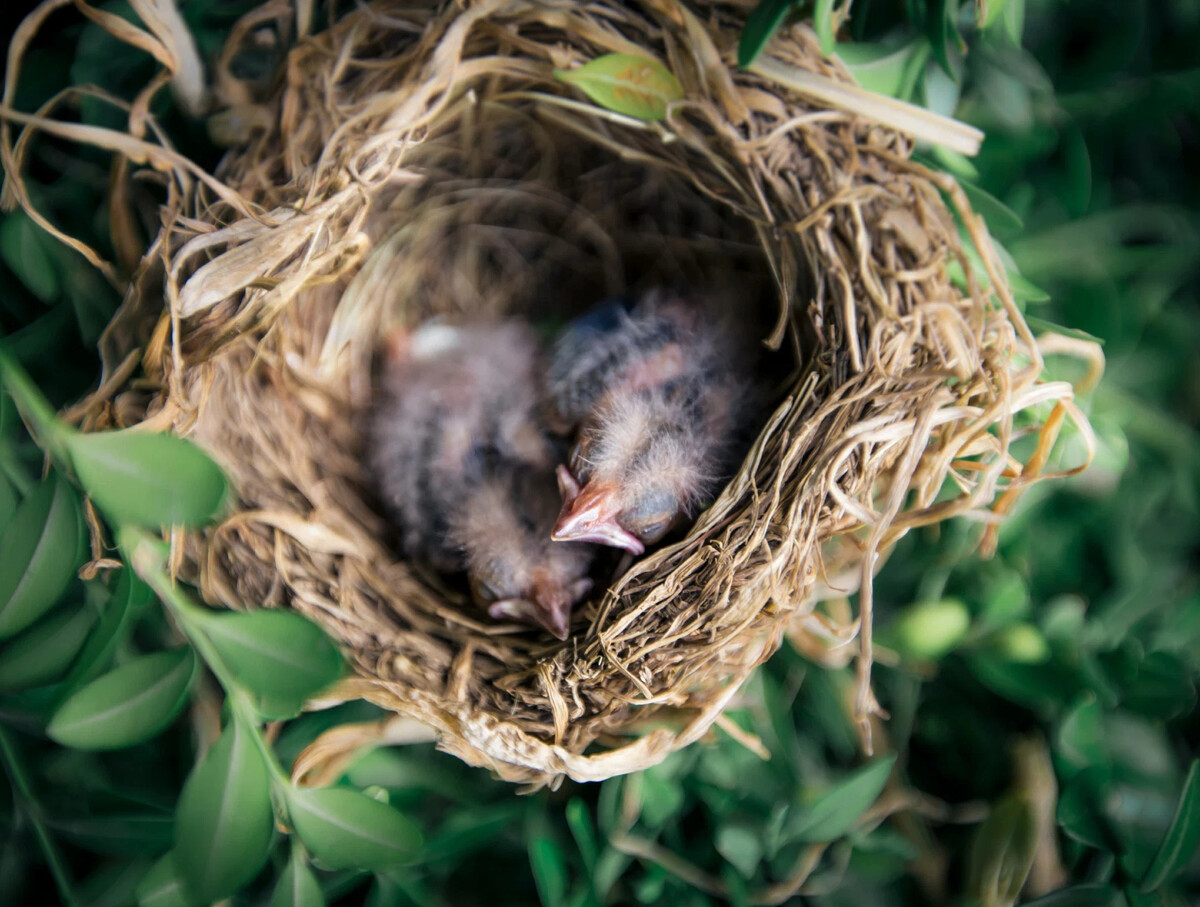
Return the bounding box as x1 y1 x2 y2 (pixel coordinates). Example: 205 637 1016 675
547 292 752 554
450 465 593 640
368 320 594 638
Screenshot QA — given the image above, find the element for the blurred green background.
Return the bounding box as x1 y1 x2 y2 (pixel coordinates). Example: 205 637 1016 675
1 0 1197 905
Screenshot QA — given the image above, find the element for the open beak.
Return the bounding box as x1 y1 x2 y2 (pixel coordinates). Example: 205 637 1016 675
551 482 645 555
488 598 570 641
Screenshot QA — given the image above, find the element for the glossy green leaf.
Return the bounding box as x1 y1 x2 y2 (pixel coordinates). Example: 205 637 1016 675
1140 760 1200 892
197 609 343 701
1057 694 1108 778
554 54 683 121
287 786 422 869
786 756 896 842
965 795 1038 907
814 0 837 55
60 569 148 695
0 601 96 691
979 0 1008 29
174 720 274 903
738 0 795 68
270 850 325 907
1002 0 1025 43
1022 885 1122 907
0 473 84 639
135 854 192 907
0 212 60 302
565 798 599 869
838 40 929 99
47 648 196 750
66 429 227 528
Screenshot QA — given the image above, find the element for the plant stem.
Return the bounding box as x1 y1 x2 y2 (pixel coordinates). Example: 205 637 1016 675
0 726 78 907
0 346 72 463
120 526 292 789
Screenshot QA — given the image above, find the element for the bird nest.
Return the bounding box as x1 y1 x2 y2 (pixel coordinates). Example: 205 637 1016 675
8 0 1090 788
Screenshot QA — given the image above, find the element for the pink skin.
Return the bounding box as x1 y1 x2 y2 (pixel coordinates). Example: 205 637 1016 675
551 465 645 555
488 577 593 640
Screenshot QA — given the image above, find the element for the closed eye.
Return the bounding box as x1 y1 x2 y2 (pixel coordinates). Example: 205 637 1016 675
636 518 672 544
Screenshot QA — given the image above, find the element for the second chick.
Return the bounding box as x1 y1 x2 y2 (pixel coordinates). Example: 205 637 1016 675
368 320 595 639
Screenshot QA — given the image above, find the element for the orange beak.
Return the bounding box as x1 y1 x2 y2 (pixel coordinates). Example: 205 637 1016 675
551 479 645 555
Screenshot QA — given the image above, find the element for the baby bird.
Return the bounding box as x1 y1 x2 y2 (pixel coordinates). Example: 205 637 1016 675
368 320 594 638
547 292 753 555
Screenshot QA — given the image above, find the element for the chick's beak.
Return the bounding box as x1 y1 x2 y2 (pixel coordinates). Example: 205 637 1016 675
488 598 569 641
552 482 645 555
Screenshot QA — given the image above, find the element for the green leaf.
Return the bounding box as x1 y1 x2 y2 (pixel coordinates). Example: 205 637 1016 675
0 212 61 302
554 54 683 121
979 0 1008 29
1140 760 1200 892
1057 694 1108 779
0 473 16 526
1057 765 1114 851
60 569 148 695
965 795 1038 907
1021 884 1122 907
0 473 84 639
135 854 192 907
885 598 970 660
197 609 343 701
48 811 175 856
287 786 422 869
0 600 96 691
1023 316 1104 345
1122 652 1196 720
837 40 929 99
1002 0 1025 44
47 648 196 750
814 0 837 55
66 429 228 529
174 720 274 903
738 0 795 69
716 824 763 878
925 0 958 77
528 834 569 907
270 850 326 907
786 756 896 843
565 798 599 869
961 179 1025 234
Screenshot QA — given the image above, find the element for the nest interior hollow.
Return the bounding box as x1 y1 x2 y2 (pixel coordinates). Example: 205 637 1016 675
85 0 1057 787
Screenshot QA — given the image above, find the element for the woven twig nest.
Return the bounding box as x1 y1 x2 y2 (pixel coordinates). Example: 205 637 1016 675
64 0 1086 788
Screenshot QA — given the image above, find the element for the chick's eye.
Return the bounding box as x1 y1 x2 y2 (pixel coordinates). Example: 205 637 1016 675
470 575 501 603
636 518 672 544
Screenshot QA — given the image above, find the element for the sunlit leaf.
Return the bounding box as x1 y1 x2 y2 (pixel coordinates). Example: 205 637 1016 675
197 609 343 701
884 598 970 660
786 756 896 842
554 53 683 121
47 648 196 749
0 473 85 639
814 0 837 54
1140 760 1200 892
738 0 795 69
837 40 929 99
287 786 421 869
174 720 274 902
66 429 227 528
0 601 96 691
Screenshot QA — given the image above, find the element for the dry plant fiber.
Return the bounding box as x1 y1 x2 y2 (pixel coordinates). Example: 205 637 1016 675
2 0 1094 789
